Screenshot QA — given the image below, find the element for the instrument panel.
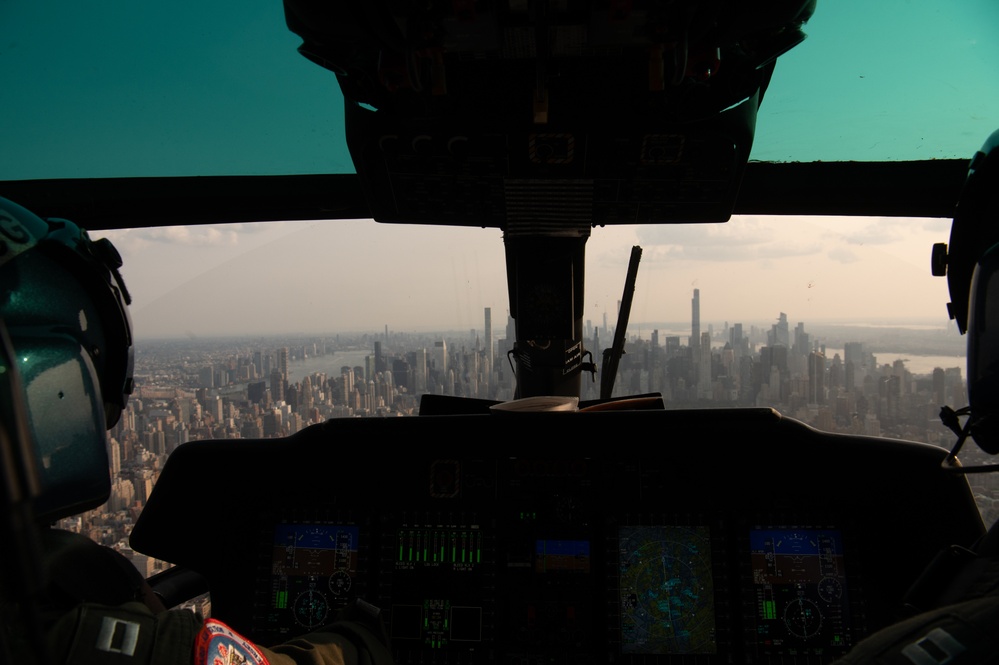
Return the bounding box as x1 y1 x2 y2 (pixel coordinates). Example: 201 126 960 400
131 409 984 664
250 510 861 663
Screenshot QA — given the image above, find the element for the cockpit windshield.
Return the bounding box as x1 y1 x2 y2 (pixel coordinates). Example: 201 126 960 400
4 1 998 523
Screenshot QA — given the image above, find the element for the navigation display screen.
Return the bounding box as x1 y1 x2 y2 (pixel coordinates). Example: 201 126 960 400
747 528 853 658
618 525 717 655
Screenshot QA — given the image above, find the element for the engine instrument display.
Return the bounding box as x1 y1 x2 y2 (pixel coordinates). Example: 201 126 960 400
385 517 491 663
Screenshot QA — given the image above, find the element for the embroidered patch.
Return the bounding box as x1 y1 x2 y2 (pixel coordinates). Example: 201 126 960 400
194 619 269 665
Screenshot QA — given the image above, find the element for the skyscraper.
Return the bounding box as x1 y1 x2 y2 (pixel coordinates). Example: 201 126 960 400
844 342 864 368
270 369 284 403
109 437 121 478
808 351 826 404
691 289 700 355
433 339 448 376
931 367 945 406
794 321 810 356
649 330 660 393
301 375 315 414
412 348 427 393
698 331 712 398
484 307 493 366
769 313 790 348
279 347 289 382
730 322 747 358
845 360 856 392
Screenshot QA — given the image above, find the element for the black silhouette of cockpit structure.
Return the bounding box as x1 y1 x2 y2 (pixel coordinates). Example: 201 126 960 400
283 1 813 398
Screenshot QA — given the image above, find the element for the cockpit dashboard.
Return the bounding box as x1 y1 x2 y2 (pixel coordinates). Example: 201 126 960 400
131 408 983 664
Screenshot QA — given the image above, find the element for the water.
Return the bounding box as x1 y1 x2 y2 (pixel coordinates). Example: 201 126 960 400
287 348 373 383
824 349 963 376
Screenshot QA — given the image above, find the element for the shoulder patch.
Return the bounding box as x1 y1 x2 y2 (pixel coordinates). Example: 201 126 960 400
194 619 270 665
64 604 157 665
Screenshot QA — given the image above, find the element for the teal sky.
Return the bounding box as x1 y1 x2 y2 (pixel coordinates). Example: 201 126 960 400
2 1 997 180
753 0 999 162
1 2 996 337
0 0 349 179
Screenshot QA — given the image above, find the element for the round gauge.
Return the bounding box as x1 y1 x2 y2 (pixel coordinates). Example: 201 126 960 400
329 570 352 596
783 598 823 640
293 589 330 629
817 577 843 604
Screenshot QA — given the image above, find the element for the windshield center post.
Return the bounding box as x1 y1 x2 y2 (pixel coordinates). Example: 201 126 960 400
504 226 589 399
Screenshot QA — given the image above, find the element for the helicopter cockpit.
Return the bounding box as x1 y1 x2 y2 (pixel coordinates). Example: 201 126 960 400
3 2 999 664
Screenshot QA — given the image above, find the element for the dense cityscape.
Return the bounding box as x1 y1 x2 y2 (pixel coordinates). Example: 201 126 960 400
57 292 999 596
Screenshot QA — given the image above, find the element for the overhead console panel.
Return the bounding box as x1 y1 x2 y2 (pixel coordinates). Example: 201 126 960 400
284 1 815 228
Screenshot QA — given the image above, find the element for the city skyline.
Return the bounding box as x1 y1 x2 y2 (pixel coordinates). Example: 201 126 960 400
70 303 987 590
98 215 959 340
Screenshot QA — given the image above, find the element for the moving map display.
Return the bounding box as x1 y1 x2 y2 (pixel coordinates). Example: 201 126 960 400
618 525 716 655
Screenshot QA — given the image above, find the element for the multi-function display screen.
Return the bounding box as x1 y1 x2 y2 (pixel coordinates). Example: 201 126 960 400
747 528 853 658
618 525 717 655
249 518 859 664
535 539 591 573
389 522 488 653
259 522 361 636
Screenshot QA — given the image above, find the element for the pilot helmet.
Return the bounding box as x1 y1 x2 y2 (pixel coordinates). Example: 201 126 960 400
935 128 999 334
966 241 999 454
0 196 133 522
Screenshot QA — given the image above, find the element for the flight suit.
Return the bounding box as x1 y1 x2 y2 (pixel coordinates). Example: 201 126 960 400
4 529 393 665
830 594 999 665
37 600 393 665
831 533 999 664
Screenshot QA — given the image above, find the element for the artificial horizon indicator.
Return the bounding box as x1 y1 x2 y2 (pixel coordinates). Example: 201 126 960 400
748 528 853 658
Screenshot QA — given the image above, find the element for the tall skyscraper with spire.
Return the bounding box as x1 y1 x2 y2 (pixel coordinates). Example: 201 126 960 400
691 288 701 356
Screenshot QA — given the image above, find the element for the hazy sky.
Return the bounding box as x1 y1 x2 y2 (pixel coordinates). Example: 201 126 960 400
97 214 957 340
